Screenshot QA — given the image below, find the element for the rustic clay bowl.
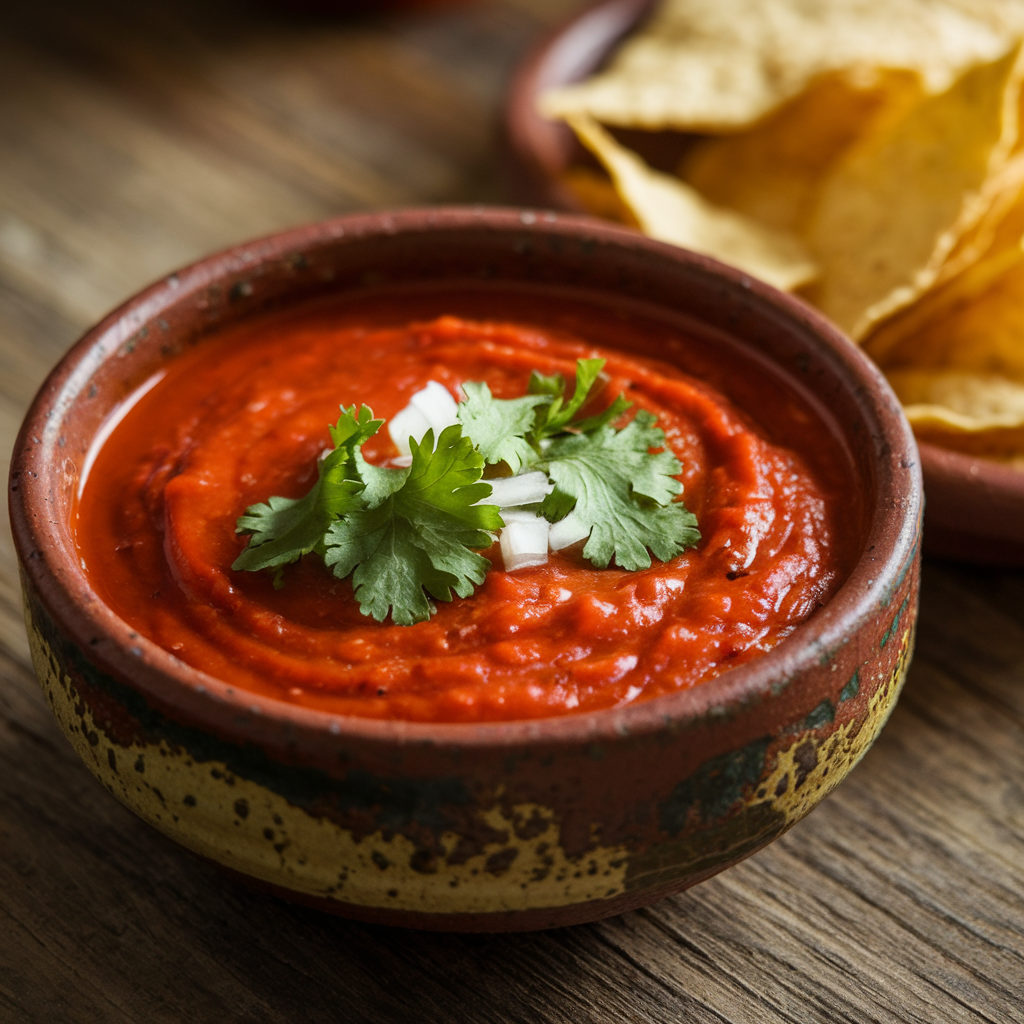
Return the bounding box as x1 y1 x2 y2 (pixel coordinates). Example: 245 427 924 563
504 0 1024 566
10 208 920 931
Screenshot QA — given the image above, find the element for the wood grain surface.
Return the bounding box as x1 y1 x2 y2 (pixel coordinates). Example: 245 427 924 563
1 1 1022 1021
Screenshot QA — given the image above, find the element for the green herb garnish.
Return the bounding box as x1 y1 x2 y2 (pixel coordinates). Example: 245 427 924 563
538 410 698 571
322 425 501 627
233 359 699 623
231 405 382 584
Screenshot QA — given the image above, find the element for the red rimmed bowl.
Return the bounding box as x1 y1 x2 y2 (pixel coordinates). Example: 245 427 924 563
10 207 920 931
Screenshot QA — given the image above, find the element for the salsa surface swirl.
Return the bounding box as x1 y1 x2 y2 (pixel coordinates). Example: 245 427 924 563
76 298 853 723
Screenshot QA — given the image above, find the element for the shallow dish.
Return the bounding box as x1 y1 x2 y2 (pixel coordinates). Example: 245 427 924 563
10 207 920 931
503 0 1024 566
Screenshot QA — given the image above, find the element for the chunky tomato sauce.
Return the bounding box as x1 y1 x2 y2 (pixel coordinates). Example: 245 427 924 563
76 291 855 722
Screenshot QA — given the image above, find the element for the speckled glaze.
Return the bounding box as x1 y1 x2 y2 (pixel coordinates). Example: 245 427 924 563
10 208 921 931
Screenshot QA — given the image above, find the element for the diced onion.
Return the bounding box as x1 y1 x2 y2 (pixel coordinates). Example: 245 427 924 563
500 514 549 571
548 510 590 551
485 471 553 509
388 381 459 455
409 380 460 435
500 509 543 524
388 405 432 456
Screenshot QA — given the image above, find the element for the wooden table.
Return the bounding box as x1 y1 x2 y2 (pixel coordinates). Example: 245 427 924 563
1 1 1022 1020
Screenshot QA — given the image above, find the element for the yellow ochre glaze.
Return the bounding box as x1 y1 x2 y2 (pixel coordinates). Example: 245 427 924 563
26 613 631 914
25 602 910 916
760 627 912 824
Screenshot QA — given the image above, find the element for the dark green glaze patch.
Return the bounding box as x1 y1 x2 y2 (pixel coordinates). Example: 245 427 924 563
840 672 860 702
880 531 919 609
658 737 770 836
803 700 835 730
627 801 785 893
880 596 910 649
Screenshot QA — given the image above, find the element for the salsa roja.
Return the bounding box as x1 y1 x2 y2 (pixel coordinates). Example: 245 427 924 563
75 299 853 723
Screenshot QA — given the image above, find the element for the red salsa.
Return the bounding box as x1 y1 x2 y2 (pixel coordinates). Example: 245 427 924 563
76 294 855 723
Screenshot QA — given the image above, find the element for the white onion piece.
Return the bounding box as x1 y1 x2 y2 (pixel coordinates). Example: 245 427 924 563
388 454 413 468
388 405 432 456
548 510 590 551
500 509 544 524
485 472 553 509
500 515 549 571
409 380 460 435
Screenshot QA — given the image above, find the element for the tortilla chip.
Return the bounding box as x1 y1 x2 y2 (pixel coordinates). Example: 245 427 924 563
946 0 1024 38
870 251 1024 379
934 151 1024 282
888 369 1024 457
865 237 1024 364
805 43 1024 339
539 0 1016 132
890 369 1024 424
679 69 923 235
863 149 1024 358
559 167 638 227
566 115 817 291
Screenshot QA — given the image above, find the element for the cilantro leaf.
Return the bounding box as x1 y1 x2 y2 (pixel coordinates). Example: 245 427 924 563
456 381 551 474
571 392 633 435
534 357 607 438
323 424 503 625
538 410 699 570
232 405 381 575
528 369 565 400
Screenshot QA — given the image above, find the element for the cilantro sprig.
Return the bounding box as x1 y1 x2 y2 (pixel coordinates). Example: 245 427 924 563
231 405 382 580
322 426 501 626
233 359 699 623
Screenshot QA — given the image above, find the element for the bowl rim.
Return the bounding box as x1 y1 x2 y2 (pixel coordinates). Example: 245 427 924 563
10 205 922 750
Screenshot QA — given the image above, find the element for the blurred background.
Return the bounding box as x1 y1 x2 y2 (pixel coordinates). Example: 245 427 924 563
0 0 573 364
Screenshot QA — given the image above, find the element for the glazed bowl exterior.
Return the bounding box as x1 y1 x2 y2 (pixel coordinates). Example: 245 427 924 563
10 208 921 931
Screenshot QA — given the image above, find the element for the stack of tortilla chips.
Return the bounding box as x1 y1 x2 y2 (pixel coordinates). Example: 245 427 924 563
540 0 1024 465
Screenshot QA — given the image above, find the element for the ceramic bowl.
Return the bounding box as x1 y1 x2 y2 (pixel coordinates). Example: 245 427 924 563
10 207 920 931
503 0 1024 566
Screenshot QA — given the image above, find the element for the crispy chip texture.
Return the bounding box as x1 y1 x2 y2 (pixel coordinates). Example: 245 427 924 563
540 0 1016 131
866 233 1024 365
888 370 1024 457
930 152 1024 286
890 370 1024 425
567 115 817 291
870 252 1024 378
871 248 1024 458
679 69 923 234
806 44 1024 339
